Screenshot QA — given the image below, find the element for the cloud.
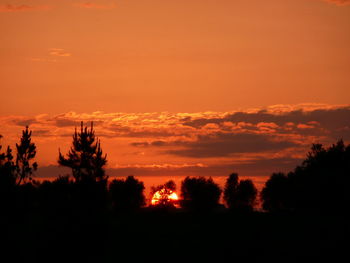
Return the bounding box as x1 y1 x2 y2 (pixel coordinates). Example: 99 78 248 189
151 140 168 147
36 158 306 196
124 105 350 158
74 2 116 9
116 129 178 138
53 118 79 127
0 4 49 12
131 142 150 147
324 0 350 5
114 163 207 169
36 157 302 183
29 49 71 63
164 133 299 158
49 48 71 57
2 105 350 142
11 118 38 127
32 130 52 137
1 104 349 179
182 105 350 137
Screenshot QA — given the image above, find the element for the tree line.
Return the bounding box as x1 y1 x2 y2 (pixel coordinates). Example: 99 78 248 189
1 122 349 214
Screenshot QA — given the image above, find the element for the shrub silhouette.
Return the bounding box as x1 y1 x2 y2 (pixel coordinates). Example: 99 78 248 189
15 126 38 185
109 176 145 211
180 176 221 210
150 180 177 208
58 121 107 183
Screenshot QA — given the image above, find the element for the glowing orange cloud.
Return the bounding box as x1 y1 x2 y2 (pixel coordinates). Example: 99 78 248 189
1 104 349 173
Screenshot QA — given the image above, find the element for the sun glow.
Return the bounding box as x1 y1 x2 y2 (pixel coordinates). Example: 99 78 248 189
151 189 179 206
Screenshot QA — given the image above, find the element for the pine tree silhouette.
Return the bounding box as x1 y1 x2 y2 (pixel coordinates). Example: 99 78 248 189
0 135 17 197
0 135 16 178
58 122 107 182
15 126 37 185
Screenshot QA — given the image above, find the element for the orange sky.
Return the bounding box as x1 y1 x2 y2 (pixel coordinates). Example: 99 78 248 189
1 0 350 115
1 1 350 188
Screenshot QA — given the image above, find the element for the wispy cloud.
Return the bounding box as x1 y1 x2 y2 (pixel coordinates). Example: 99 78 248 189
29 49 71 63
0 4 50 12
74 2 116 10
114 163 207 169
49 48 71 57
324 0 350 5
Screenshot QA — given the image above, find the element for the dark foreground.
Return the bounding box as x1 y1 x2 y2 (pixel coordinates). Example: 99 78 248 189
2 208 349 263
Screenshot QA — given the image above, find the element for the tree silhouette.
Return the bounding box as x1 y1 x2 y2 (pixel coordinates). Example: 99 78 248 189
58 122 107 183
150 180 178 207
261 172 291 212
236 180 257 210
224 173 257 211
0 135 16 184
15 126 37 185
288 139 350 213
109 176 145 211
261 139 350 214
180 176 221 210
223 173 239 208
0 135 17 209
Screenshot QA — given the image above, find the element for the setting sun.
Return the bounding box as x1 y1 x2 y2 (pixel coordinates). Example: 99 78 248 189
151 189 179 206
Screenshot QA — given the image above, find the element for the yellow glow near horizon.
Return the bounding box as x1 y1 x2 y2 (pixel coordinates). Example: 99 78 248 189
151 189 179 206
